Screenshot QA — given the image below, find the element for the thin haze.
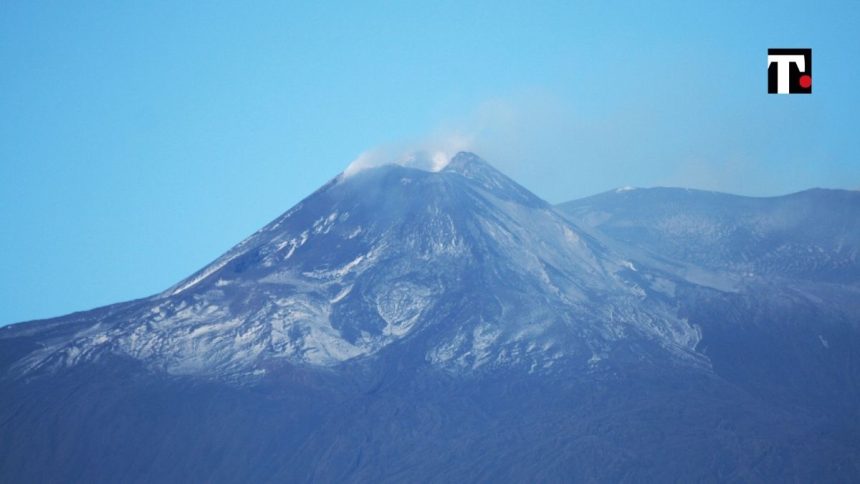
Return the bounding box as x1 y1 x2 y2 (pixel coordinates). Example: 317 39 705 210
1 1 858 325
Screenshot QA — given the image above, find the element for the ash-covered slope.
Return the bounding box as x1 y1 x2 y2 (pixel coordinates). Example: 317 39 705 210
4 153 701 379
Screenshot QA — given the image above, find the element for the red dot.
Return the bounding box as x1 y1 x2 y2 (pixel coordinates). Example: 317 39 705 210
799 75 812 89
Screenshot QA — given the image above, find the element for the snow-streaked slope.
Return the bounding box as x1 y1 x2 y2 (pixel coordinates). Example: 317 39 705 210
5 153 705 378
4 159 860 483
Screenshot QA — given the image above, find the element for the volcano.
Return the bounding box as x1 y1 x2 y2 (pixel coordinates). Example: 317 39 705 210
2 153 859 482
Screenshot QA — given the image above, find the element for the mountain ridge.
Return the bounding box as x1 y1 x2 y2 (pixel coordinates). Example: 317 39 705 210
558 184 860 285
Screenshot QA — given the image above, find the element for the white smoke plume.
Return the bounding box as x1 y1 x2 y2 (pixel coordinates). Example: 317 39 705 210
343 132 474 178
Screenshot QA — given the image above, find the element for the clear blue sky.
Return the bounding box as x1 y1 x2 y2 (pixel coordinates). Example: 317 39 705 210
1 1 858 325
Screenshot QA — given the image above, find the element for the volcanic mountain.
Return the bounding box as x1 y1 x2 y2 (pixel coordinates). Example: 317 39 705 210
1 153 858 482
5 153 702 379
